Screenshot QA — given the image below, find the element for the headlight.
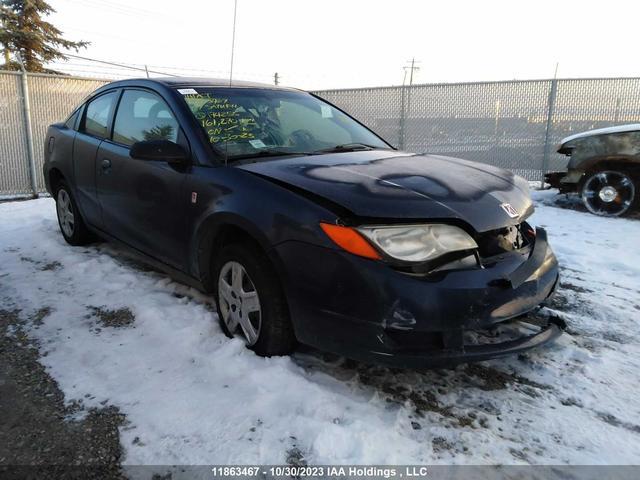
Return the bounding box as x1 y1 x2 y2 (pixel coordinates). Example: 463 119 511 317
357 224 477 263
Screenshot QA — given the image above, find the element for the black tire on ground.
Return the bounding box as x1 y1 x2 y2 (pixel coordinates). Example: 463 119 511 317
55 181 93 246
212 242 296 357
580 168 638 217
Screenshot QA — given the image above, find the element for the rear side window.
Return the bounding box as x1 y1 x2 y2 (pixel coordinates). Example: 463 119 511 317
112 90 179 147
82 92 118 138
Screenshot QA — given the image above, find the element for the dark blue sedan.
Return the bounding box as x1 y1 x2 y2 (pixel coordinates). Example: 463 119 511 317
43 77 562 367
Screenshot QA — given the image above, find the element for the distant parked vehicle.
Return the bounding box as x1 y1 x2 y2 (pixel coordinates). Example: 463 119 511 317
546 124 640 216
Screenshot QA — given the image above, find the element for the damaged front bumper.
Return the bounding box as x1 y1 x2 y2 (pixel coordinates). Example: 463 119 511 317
366 314 565 368
274 227 562 368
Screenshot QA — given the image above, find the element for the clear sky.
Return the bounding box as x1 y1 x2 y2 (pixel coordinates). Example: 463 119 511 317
47 0 640 90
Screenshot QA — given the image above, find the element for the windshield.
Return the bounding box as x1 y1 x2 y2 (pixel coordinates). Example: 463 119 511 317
178 87 390 161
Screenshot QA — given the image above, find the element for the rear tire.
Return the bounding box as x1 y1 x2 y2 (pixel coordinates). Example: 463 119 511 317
580 169 637 217
55 181 93 245
213 242 296 356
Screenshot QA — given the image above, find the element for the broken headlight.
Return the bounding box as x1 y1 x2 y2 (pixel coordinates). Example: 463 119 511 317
357 224 478 263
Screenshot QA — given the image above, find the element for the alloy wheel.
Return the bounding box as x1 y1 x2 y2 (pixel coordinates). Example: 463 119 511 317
56 189 75 237
581 171 635 217
217 261 262 345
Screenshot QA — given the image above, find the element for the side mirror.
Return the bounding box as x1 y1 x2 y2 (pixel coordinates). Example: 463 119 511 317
130 140 189 164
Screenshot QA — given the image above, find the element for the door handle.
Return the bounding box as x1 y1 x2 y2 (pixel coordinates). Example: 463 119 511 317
101 158 112 173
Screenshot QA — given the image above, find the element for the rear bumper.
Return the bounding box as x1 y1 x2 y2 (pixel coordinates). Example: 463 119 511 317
274 227 561 368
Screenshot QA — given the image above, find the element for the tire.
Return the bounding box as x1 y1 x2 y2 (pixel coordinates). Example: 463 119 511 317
212 242 296 356
55 181 93 245
580 169 637 217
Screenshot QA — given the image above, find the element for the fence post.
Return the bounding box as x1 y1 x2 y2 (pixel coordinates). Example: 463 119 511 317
17 65 39 197
540 78 558 189
399 85 406 150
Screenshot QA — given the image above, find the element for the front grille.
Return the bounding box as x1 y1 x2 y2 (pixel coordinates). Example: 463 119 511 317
475 222 533 258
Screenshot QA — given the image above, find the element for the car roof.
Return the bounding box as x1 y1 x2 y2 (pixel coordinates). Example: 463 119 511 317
560 123 640 145
99 76 301 92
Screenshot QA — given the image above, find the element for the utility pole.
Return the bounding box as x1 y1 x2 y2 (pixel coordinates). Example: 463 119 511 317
399 58 420 150
540 62 560 189
274 72 279 86
404 57 420 86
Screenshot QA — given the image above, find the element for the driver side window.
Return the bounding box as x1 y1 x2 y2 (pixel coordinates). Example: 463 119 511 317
113 90 179 147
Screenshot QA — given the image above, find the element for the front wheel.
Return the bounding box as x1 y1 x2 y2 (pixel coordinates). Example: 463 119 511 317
580 170 637 217
213 242 296 356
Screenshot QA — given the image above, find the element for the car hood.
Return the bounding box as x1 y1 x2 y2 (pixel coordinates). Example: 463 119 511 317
238 150 534 232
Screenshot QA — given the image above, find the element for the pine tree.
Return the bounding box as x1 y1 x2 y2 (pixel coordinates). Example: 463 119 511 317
0 0 88 72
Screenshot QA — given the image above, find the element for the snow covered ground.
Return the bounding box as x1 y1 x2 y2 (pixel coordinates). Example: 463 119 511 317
1 192 639 467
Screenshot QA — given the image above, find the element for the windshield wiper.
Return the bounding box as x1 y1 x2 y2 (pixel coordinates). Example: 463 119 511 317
313 143 379 154
227 149 314 161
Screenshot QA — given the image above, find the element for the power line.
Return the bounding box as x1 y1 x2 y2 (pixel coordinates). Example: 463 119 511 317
142 63 229 76
51 61 140 71
88 0 165 17
62 53 179 77
60 26 177 50
43 65 123 79
48 53 274 84
62 0 168 19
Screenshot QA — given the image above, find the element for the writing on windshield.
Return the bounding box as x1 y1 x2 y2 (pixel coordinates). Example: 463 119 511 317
185 93 258 145
180 87 389 160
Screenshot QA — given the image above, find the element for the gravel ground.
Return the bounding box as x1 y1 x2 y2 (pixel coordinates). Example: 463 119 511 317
0 309 125 478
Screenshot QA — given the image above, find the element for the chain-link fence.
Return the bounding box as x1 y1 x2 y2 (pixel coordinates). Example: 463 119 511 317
315 78 640 180
0 71 108 197
2 71 640 197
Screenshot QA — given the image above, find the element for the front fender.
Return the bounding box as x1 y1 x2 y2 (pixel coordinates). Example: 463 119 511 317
185 166 338 290
192 212 276 291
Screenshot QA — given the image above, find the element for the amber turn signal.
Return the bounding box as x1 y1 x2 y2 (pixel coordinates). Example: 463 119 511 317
319 223 382 260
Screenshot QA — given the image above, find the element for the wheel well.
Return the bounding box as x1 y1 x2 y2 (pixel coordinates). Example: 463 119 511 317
48 168 65 194
585 158 640 177
199 223 269 292
578 158 640 191
213 224 263 253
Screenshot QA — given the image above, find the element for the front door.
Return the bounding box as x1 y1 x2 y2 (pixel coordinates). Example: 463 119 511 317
95 88 189 269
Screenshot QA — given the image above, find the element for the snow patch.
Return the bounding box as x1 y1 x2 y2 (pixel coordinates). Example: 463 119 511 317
1 196 639 466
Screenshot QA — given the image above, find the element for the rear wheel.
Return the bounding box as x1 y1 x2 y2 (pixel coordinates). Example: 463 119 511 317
55 181 93 245
580 169 637 217
213 242 295 356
